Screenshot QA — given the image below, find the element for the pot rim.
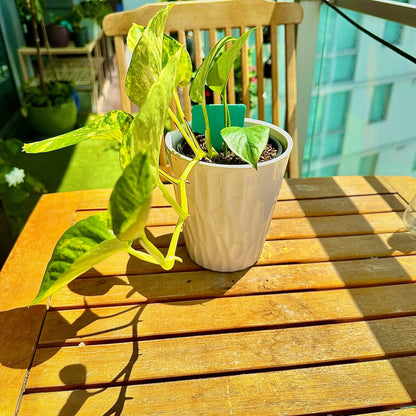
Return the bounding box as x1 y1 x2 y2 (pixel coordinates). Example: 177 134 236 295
165 117 293 170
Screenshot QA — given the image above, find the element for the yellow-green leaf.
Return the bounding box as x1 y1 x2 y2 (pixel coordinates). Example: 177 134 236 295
109 148 155 241
30 213 130 305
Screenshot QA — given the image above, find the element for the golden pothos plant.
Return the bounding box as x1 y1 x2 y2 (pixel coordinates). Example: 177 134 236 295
25 4 269 305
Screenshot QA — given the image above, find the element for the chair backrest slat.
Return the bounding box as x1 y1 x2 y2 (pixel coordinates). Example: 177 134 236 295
270 24 279 127
225 27 236 105
285 23 299 178
103 0 303 177
114 35 131 114
255 26 265 121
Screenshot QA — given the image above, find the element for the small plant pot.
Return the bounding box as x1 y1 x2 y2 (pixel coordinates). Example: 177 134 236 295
26 99 77 137
165 118 293 272
46 24 70 47
72 27 89 47
82 18 100 41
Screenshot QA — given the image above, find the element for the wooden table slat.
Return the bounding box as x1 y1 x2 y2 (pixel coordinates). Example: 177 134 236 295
78 232 416 278
18 357 416 416
73 176 412 211
73 193 407 225
39 283 416 345
49 255 416 308
74 210 407 247
357 410 416 416
27 316 416 390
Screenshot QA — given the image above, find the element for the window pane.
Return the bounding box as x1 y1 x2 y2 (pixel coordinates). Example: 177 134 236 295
358 154 379 175
325 91 349 132
335 12 359 51
383 21 403 44
369 83 392 123
333 54 356 82
322 133 344 157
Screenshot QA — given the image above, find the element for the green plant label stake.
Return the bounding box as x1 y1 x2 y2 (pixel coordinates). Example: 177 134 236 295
191 104 246 152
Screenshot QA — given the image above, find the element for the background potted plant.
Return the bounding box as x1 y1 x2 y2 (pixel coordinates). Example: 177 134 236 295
68 5 89 47
45 14 70 48
21 0 78 137
23 4 292 304
78 0 113 41
22 80 77 137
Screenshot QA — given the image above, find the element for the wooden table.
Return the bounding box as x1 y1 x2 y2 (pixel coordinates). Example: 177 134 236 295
2 176 416 415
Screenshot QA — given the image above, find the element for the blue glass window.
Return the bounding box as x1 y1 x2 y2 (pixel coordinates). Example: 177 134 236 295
369 84 392 123
358 154 379 175
325 91 350 132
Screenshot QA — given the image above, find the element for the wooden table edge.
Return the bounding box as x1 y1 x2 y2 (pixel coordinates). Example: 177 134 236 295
0 191 81 416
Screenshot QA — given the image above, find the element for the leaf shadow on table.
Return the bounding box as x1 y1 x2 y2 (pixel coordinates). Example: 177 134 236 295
288 175 416 408
55 306 145 416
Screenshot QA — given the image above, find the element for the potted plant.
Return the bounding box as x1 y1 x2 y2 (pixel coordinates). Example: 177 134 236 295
45 17 70 48
21 0 78 137
78 0 113 41
68 6 89 47
22 80 77 137
24 4 292 304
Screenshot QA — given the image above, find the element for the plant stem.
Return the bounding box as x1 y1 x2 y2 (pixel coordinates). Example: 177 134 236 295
222 88 230 155
168 108 205 159
29 0 45 90
223 88 231 128
201 100 216 157
157 176 188 218
126 246 161 265
139 233 182 270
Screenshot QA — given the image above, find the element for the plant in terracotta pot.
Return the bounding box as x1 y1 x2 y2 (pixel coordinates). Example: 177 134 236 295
24 4 292 305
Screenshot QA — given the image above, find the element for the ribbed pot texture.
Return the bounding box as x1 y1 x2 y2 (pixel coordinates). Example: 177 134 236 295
165 118 293 272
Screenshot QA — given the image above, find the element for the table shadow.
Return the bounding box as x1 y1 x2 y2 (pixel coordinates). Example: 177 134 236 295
288 175 416 409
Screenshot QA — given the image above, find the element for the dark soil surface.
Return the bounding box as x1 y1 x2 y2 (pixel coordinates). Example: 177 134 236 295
178 133 283 165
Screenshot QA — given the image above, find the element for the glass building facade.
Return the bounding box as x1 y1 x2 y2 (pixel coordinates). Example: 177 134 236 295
303 1 416 177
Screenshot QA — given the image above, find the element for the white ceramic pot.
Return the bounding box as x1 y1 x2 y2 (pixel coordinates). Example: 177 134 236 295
165 118 293 272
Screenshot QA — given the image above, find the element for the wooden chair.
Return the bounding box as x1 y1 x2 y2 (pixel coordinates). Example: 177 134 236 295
103 0 303 177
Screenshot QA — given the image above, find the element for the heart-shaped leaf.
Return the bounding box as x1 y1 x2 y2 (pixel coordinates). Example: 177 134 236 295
109 148 155 241
130 45 181 170
189 36 234 104
30 212 130 305
207 28 255 95
23 111 133 153
125 4 172 107
221 125 269 169
127 23 192 88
